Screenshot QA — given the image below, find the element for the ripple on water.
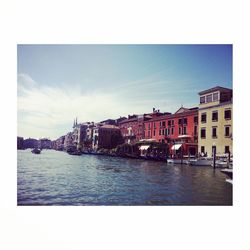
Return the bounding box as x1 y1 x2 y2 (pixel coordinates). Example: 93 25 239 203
17 150 232 205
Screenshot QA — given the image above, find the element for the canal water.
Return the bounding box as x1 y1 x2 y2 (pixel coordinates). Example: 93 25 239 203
17 149 232 205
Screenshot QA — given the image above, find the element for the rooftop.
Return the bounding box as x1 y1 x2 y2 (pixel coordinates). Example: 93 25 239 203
198 86 232 95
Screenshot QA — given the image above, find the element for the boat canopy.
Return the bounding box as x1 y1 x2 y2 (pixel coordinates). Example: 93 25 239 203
139 145 150 150
171 144 182 150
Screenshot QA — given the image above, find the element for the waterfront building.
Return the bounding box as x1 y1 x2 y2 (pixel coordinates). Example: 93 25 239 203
118 109 161 144
23 138 38 149
17 136 24 149
198 86 233 157
52 136 65 151
38 138 52 149
63 132 75 152
92 124 124 150
72 119 87 151
144 107 198 157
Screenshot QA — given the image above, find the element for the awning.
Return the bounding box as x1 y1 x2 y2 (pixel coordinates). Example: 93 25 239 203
139 145 150 150
178 135 192 138
171 144 182 150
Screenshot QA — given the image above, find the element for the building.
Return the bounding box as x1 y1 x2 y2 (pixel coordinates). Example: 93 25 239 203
64 132 75 152
38 138 52 149
23 138 38 149
52 136 65 151
144 107 199 157
118 109 163 144
92 124 124 150
17 136 24 149
198 86 233 157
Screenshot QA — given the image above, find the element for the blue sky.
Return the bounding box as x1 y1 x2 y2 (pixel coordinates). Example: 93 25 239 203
17 44 232 140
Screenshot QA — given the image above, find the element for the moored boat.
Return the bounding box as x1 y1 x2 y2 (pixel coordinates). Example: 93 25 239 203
31 148 41 154
220 168 233 179
188 157 213 166
167 158 189 164
220 168 233 184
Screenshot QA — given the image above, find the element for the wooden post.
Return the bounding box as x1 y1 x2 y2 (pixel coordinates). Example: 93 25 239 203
213 147 216 169
227 151 231 168
181 145 183 165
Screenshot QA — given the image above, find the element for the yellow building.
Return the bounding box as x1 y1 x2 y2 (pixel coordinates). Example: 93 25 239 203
198 86 233 157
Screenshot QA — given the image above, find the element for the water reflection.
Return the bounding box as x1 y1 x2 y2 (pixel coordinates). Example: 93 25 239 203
17 150 232 205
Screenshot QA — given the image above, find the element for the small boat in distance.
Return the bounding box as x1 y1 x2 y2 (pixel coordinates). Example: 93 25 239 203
31 148 41 154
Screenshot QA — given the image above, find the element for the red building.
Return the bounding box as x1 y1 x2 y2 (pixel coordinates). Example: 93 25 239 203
118 109 170 144
144 107 198 157
118 114 148 144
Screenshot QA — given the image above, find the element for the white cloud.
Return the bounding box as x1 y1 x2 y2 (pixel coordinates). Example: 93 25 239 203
17 74 140 139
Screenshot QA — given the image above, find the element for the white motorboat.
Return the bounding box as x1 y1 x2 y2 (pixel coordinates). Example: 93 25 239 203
189 157 213 166
220 168 233 184
167 159 189 164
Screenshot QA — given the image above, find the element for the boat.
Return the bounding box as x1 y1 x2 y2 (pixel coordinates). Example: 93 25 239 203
68 151 82 155
189 157 213 166
220 168 233 179
167 158 189 164
220 168 233 184
31 148 41 154
211 159 232 168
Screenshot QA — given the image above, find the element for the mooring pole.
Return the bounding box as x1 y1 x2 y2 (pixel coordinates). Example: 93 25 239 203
181 145 183 165
213 147 216 169
227 150 231 168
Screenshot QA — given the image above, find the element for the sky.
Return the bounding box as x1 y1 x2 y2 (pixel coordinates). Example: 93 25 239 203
17 44 232 140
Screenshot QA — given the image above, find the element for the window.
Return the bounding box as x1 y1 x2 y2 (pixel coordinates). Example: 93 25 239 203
153 122 156 128
194 116 198 124
212 111 218 122
201 113 207 123
194 125 197 135
159 130 161 136
179 127 182 135
225 126 230 137
183 127 187 135
148 124 150 130
148 131 150 137
171 120 174 126
168 120 171 126
183 118 187 125
224 109 231 120
159 121 162 127
201 146 205 153
162 129 165 135
201 128 206 138
200 96 205 104
165 129 168 135
225 146 230 154
213 92 219 101
153 130 156 136
206 94 212 103
212 127 217 138
178 118 182 125
162 121 166 127
171 127 174 135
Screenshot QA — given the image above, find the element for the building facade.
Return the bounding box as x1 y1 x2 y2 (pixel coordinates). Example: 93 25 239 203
198 86 233 157
17 136 24 149
92 124 124 150
38 138 52 149
144 107 199 157
118 109 163 144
